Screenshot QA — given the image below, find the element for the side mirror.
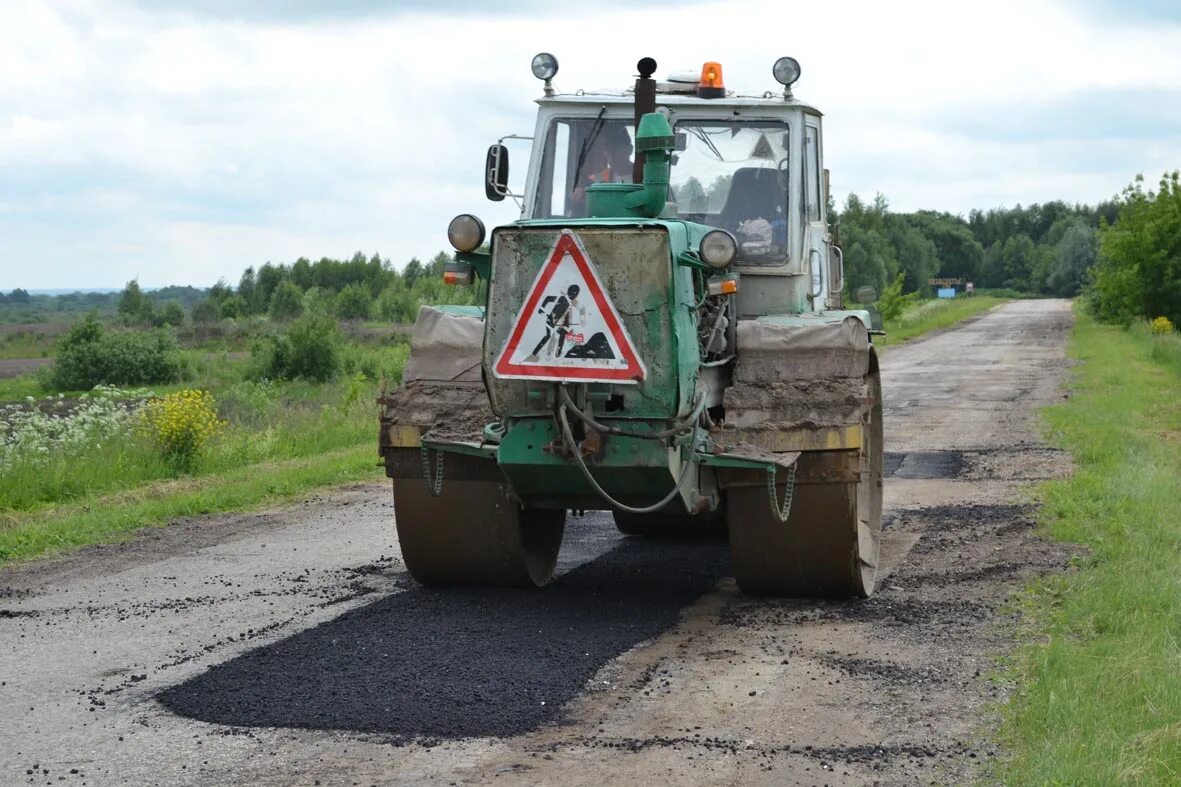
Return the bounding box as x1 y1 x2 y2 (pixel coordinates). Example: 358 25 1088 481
674 132 688 152
485 144 509 202
855 285 877 304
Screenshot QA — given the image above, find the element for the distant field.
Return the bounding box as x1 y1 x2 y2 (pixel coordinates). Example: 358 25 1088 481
0 358 53 379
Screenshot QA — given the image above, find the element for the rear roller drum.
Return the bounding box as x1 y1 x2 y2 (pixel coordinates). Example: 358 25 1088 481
728 355 883 597
393 479 565 588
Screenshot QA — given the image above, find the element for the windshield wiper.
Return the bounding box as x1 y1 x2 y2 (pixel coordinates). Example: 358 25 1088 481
571 106 608 194
688 126 724 162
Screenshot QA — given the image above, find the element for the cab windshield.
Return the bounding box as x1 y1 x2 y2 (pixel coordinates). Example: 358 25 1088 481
533 116 789 264
671 121 789 264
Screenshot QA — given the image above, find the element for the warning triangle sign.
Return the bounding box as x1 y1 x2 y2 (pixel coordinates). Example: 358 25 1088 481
493 230 647 383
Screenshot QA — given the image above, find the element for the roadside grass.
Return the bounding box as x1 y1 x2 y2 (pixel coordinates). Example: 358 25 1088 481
876 295 1006 347
0 373 45 401
1000 312 1181 785
0 444 377 562
0 337 411 564
0 381 375 511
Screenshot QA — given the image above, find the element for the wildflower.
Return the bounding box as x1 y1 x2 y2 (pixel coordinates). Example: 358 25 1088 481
139 389 225 471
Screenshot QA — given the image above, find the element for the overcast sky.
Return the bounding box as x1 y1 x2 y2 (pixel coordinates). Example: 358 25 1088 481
2 0 1180 290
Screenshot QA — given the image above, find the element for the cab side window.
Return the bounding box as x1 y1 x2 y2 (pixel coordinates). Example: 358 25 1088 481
804 125 821 223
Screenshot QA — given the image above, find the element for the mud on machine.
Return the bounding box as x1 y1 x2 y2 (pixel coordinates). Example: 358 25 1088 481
379 55 883 596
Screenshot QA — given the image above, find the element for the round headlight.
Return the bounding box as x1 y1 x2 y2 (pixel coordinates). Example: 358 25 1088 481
772 56 801 87
700 230 737 269
447 214 485 253
531 52 559 81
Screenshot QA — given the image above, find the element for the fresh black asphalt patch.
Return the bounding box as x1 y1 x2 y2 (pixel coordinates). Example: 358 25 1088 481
157 524 729 741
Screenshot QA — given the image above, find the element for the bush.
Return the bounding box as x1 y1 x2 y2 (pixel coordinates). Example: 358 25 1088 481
251 313 341 382
139 389 224 471
876 272 920 322
336 283 373 321
1150 316 1175 335
156 301 186 327
50 315 183 391
340 341 410 384
268 280 304 321
1089 172 1181 327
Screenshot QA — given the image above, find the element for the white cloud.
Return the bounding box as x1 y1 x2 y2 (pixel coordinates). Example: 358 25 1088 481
1 0 1179 288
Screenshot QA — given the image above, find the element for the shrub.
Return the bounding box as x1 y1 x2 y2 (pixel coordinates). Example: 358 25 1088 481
336 283 373 321
139 389 224 470
191 298 221 325
1150 316 1175 335
250 313 341 382
268 280 304 321
1089 172 1181 327
876 272 920 322
156 301 186 327
50 315 183 391
340 342 410 384
216 380 277 428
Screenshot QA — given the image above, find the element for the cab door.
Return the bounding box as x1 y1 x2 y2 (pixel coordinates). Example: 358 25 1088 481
803 120 834 311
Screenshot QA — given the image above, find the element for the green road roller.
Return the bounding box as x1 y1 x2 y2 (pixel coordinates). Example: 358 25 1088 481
380 55 883 596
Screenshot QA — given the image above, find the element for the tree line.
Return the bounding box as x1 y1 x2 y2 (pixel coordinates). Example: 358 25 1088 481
10 169 1180 335
835 194 1117 301
836 171 1179 330
187 251 479 326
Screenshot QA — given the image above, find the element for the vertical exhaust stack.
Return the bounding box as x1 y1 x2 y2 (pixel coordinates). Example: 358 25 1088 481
633 57 658 184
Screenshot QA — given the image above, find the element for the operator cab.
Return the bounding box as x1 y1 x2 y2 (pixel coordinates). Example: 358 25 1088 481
479 56 843 314
533 115 791 266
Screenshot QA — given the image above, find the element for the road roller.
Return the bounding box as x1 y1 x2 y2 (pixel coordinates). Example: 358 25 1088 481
379 55 883 596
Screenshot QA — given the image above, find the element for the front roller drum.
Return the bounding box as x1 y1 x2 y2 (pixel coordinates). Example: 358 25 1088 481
728 357 884 597
393 479 565 588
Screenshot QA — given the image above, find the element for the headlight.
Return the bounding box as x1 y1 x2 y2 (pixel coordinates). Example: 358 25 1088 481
772 57 801 87
700 230 737 269
447 214 485 253
531 53 559 81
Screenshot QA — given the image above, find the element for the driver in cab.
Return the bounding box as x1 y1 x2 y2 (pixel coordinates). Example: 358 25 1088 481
568 125 634 217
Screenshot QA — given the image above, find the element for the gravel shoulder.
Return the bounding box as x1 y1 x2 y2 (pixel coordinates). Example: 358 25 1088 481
0 300 1076 786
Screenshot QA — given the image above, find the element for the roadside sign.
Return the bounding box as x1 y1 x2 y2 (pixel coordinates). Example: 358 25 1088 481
493 230 646 383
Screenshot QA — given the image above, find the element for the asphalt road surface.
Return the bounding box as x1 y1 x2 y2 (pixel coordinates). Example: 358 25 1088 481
0 300 1077 786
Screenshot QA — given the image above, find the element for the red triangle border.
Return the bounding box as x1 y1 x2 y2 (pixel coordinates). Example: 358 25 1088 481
493 230 647 383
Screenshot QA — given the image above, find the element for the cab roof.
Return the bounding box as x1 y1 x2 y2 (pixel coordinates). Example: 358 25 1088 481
536 90 822 116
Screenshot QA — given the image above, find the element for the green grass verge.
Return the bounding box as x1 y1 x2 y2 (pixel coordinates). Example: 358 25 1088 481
0 443 379 563
877 296 1007 347
0 373 45 401
1000 312 1181 785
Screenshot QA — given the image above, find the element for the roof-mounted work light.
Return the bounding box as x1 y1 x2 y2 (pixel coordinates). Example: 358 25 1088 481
772 57 801 98
531 52 559 96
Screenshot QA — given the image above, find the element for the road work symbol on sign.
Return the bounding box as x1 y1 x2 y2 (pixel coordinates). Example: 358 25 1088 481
494 230 647 383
